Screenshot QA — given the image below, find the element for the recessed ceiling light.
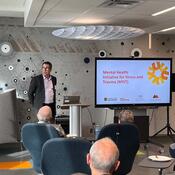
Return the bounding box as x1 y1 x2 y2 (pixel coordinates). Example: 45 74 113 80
152 6 175 16
52 26 145 40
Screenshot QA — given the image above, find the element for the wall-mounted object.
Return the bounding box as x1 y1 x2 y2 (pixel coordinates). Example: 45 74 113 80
131 48 142 58
0 42 13 56
99 50 107 58
84 57 90 64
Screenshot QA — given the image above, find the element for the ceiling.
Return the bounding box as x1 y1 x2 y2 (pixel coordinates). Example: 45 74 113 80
1 0 175 34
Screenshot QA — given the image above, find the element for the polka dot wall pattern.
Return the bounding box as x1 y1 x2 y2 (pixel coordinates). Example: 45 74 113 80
0 25 101 138
0 23 174 138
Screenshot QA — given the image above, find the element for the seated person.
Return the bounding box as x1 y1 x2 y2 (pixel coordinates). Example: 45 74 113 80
87 137 120 175
37 106 66 137
119 110 134 123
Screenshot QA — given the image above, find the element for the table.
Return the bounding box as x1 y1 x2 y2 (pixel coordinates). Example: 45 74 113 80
139 157 175 175
61 104 89 137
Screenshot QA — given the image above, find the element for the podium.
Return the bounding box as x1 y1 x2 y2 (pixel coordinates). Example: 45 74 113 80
61 104 89 137
0 88 17 143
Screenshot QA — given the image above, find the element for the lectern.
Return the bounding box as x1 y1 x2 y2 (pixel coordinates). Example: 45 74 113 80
61 104 89 137
0 88 17 143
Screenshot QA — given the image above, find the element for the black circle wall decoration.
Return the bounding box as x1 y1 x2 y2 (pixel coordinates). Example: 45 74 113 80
25 67 29 71
23 90 28 95
63 87 67 91
84 57 90 64
13 79 17 83
8 65 13 70
27 116 31 120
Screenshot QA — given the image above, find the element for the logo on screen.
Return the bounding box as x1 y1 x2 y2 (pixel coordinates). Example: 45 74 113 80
104 97 118 101
104 97 108 101
153 94 159 98
147 61 169 85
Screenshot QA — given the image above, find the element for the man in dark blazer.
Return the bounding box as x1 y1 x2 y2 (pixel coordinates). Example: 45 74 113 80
28 61 57 122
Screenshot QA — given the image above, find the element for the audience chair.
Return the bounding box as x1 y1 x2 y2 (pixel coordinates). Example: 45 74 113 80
169 143 175 158
97 123 140 175
21 123 60 174
169 143 175 171
41 137 92 175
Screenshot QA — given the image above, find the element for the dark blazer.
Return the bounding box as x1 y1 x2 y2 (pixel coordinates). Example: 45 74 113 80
28 74 57 110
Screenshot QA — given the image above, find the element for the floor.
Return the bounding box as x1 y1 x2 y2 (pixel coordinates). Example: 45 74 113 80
131 136 175 175
0 136 175 175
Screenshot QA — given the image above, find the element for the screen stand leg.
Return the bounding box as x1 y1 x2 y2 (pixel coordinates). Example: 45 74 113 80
151 106 175 141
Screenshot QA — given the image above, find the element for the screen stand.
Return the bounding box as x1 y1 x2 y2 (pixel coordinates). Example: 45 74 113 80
151 106 175 140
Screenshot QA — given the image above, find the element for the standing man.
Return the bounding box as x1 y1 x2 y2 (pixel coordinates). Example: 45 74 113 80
87 137 120 175
28 61 57 122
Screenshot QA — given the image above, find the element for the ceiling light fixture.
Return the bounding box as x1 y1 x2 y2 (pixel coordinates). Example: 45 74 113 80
52 25 145 40
152 6 175 16
148 33 152 49
160 27 175 32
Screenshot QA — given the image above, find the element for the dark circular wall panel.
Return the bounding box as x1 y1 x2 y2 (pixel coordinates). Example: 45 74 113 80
84 57 90 64
27 116 31 120
63 87 67 91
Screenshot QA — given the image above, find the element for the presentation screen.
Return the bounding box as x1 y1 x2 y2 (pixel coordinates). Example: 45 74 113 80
95 58 172 107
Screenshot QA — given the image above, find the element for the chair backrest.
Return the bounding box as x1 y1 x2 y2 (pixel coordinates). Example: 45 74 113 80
21 123 60 173
169 143 175 158
41 137 92 175
97 123 140 175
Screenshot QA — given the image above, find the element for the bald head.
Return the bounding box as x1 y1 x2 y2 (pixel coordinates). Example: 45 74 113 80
37 106 52 122
87 137 120 175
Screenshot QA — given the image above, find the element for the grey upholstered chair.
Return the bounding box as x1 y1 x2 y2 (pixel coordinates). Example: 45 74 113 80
41 137 92 175
21 123 60 174
169 143 175 158
169 143 175 171
97 123 140 175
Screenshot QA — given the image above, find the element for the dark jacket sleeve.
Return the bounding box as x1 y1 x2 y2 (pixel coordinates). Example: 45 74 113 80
28 77 36 104
52 76 57 86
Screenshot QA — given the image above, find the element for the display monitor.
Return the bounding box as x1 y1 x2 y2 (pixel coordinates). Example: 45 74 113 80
95 58 172 108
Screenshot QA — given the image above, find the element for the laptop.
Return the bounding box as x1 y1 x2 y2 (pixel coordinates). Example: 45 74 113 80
63 96 80 104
